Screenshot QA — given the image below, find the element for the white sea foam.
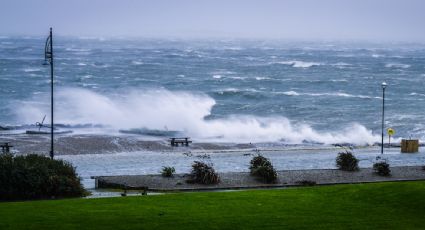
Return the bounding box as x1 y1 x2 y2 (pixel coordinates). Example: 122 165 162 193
80 75 93 79
23 68 42 72
371 54 385 58
65 48 91 52
15 88 379 145
331 62 352 69
330 79 348 82
212 75 222 79
385 63 411 69
229 76 247 80
218 88 240 94
131 60 144 65
410 92 425 97
77 62 87 66
279 91 300 96
255 77 270 81
276 91 379 99
278 61 322 68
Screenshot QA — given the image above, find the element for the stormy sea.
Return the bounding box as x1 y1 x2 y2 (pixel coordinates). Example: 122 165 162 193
1 36 424 191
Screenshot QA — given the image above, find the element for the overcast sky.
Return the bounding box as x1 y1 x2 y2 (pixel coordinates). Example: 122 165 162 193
1 0 425 42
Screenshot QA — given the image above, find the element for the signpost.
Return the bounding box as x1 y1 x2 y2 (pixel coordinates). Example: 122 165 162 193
387 128 395 147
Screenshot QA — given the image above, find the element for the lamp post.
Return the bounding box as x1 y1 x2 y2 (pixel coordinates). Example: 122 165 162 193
381 82 387 154
44 28 54 159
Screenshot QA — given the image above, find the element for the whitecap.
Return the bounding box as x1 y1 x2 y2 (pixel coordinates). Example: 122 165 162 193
330 79 348 82
332 62 351 67
255 77 270 81
229 76 246 80
278 61 322 68
131 60 144 65
65 48 91 52
371 54 385 58
23 68 42 72
307 92 377 99
222 88 240 93
276 91 378 99
385 63 410 69
410 92 425 97
80 75 93 79
212 75 222 79
77 62 87 66
280 91 300 96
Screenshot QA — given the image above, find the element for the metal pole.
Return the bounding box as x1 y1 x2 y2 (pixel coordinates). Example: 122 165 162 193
50 28 54 159
381 85 385 154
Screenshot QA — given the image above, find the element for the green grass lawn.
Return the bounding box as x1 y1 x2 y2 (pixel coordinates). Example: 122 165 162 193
1 181 425 230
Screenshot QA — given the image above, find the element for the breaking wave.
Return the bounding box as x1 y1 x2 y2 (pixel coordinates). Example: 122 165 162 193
385 63 411 69
277 91 380 99
14 88 379 145
277 61 322 68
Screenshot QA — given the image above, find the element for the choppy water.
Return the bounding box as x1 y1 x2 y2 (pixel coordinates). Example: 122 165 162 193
1 36 425 145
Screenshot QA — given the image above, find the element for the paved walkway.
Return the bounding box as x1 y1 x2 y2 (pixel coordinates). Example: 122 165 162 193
94 166 425 192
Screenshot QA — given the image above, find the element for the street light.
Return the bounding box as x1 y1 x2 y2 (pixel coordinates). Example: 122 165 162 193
381 82 387 154
44 28 54 159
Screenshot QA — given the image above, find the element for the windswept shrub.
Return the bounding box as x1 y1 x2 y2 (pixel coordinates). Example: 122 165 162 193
336 151 359 171
161 166 175 177
249 155 277 183
249 155 272 170
373 161 391 176
187 161 220 184
0 154 88 201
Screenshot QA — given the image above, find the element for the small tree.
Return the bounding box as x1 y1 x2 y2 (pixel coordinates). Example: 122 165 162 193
373 161 391 176
249 155 277 183
336 151 359 171
187 161 220 184
161 166 175 177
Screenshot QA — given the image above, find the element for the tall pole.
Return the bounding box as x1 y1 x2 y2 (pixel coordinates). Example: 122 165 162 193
381 82 387 154
45 28 54 159
50 28 54 159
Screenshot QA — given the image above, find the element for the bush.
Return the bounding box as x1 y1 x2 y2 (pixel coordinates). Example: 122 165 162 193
373 161 391 176
249 155 272 170
250 155 277 183
161 166 175 177
335 151 359 171
0 154 88 201
187 161 220 185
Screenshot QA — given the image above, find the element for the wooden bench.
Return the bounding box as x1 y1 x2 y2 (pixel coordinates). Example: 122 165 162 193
170 137 192 147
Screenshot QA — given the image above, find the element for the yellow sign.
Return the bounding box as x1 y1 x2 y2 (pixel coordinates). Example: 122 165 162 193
387 128 395 136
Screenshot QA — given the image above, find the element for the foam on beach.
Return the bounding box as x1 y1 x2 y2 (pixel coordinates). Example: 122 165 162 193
15 88 380 145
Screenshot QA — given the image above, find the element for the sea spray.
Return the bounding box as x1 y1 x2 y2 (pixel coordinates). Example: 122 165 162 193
15 88 379 145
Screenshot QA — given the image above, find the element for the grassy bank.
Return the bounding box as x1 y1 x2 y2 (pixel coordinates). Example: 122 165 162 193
1 181 425 229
